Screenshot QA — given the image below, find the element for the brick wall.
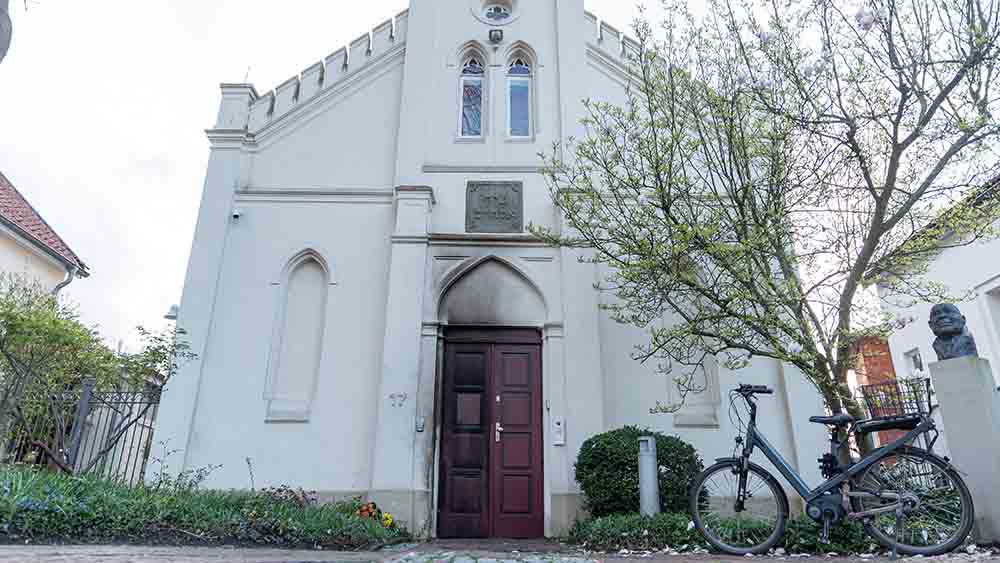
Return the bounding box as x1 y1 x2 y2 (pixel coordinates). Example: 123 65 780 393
856 336 897 385
854 336 904 445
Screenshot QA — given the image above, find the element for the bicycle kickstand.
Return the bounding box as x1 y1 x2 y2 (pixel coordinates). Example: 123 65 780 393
891 504 904 561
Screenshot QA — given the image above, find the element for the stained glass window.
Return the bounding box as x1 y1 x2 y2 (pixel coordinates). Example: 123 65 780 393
508 59 531 137
461 57 485 137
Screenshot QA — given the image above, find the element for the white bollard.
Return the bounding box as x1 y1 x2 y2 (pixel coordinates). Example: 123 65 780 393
638 436 661 516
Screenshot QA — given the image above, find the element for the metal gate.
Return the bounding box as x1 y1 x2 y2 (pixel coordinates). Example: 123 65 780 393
6 379 161 485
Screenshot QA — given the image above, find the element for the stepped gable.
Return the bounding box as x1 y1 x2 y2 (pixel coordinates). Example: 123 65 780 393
236 8 639 133
0 170 87 272
585 11 641 63
246 10 410 133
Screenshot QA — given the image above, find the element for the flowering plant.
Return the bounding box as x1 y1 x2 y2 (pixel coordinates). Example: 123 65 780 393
355 501 380 519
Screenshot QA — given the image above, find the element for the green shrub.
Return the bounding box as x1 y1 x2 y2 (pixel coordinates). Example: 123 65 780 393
783 515 875 555
0 466 408 549
569 512 876 555
575 426 703 517
570 512 704 551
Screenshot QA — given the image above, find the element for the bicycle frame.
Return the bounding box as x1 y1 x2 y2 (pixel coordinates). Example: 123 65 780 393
739 397 936 503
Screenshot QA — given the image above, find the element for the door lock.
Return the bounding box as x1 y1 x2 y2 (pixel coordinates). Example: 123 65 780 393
495 421 504 442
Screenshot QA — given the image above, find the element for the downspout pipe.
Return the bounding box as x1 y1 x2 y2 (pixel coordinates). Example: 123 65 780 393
52 266 78 295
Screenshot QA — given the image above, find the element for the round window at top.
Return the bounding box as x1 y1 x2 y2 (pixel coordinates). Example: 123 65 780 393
472 0 518 25
484 4 511 21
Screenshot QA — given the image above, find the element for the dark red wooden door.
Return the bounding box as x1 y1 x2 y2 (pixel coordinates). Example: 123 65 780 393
490 344 544 538
438 330 543 539
438 342 491 538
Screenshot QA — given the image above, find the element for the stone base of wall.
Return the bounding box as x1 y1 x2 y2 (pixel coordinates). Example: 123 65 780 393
360 489 585 538
551 492 586 537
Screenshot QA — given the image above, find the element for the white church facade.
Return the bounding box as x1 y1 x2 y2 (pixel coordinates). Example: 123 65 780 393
155 0 828 538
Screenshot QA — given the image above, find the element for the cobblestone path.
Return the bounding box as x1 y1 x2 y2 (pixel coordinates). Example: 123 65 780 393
0 542 996 563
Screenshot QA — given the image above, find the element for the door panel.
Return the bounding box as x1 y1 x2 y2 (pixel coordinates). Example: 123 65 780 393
438 334 543 539
490 344 544 538
438 343 490 538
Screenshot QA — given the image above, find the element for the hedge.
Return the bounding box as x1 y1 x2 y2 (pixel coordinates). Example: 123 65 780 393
575 426 703 517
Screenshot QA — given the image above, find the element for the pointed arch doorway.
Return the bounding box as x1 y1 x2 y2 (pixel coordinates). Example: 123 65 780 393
435 257 545 539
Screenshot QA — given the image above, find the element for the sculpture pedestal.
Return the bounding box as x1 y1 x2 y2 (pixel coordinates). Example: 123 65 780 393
929 357 1000 543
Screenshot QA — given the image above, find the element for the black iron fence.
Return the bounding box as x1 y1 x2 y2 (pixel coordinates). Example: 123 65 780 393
5 380 160 486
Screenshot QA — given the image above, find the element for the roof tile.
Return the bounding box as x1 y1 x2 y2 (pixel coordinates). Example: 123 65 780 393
0 170 85 271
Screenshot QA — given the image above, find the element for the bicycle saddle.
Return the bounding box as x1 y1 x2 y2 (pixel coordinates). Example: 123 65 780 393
808 413 854 426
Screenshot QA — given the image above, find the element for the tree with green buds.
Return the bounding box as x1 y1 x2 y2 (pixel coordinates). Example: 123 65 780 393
534 0 1000 418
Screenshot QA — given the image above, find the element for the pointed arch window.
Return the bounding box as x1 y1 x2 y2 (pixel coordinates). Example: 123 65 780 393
460 56 485 137
507 58 532 138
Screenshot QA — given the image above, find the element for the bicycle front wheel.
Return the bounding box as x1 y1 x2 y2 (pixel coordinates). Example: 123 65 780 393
690 459 789 555
851 446 974 556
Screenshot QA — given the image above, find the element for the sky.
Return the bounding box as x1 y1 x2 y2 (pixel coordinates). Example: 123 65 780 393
0 0 662 350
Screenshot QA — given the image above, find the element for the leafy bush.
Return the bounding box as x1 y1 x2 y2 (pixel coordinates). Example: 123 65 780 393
0 466 408 549
783 515 875 555
570 512 876 555
575 426 703 517
570 512 704 551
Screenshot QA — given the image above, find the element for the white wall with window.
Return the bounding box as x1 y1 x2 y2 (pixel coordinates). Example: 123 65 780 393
880 218 1000 385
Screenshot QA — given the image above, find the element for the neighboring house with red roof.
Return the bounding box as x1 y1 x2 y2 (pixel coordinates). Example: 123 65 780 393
0 170 88 292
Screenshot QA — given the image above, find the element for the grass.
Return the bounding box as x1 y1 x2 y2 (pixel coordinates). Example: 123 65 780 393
0 465 409 550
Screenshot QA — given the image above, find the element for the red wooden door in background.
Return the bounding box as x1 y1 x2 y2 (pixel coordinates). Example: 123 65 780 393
437 329 543 539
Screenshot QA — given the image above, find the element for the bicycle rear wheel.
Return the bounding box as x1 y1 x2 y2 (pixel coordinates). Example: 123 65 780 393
690 459 789 555
851 446 974 556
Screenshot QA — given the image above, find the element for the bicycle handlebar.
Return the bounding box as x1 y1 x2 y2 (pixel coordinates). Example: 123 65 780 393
736 384 774 395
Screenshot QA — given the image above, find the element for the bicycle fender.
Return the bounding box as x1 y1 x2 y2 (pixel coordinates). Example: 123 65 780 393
711 457 778 476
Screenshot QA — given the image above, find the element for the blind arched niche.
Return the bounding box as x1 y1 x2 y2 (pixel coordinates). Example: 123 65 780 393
265 251 331 422
438 257 546 326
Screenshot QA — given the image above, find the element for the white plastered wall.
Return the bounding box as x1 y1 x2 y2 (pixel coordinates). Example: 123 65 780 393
0 229 68 290
185 196 393 491
882 227 1000 386
154 52 405 492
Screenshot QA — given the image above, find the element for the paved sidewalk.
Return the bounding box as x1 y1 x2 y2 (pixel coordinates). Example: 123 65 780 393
0 542 996 563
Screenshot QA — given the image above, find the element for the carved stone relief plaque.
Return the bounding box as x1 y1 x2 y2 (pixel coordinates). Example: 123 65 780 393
466 181 523 233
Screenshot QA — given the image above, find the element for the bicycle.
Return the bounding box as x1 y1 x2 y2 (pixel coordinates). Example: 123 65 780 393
689 384 974 557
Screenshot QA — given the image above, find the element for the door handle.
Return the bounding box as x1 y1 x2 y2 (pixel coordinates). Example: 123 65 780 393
495 421 504 442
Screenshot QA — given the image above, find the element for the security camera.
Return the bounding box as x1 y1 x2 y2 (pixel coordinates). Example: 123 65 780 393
231 209 243 220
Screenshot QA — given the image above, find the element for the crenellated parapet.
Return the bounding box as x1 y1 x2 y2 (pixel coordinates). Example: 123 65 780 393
584 11 641 66
218 9 409 135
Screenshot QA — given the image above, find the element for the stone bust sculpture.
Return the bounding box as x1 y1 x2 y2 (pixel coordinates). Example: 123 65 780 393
928 304 979 361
